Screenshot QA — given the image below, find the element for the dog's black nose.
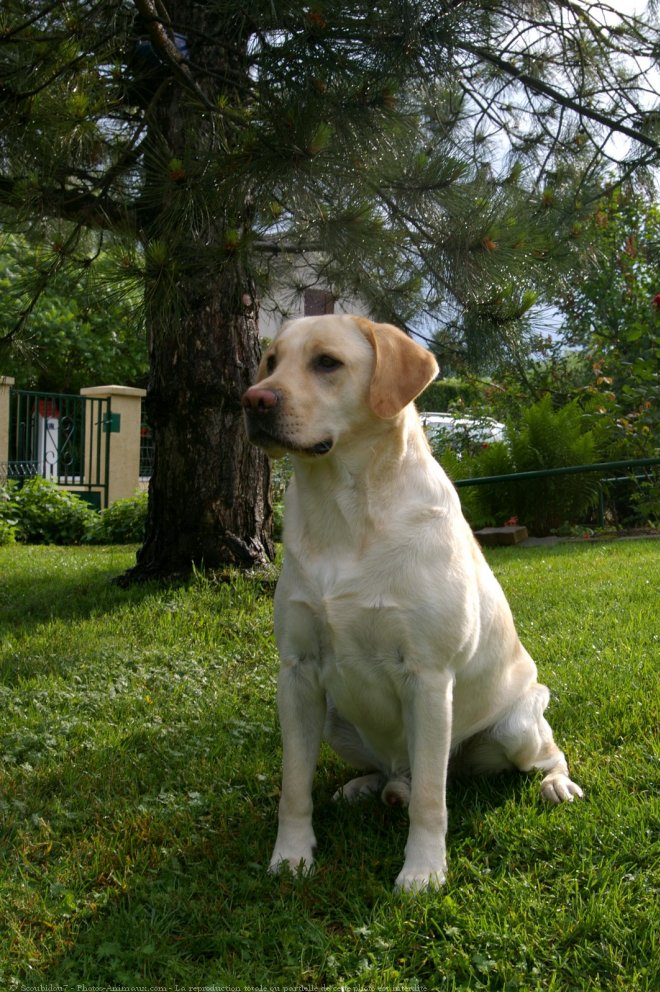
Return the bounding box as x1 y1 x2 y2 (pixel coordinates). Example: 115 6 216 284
241 387 279 413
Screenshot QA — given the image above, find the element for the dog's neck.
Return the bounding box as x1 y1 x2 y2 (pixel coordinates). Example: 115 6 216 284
283 406 436 554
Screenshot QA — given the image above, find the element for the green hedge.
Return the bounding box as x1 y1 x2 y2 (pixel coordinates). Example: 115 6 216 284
0 477 148 546
438 396 601 535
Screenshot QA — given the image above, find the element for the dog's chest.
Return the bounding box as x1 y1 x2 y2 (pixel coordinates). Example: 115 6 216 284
280 551 413 721
292 551 405 641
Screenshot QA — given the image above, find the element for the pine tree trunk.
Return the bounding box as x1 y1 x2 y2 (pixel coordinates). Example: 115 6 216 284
119 0 273 582
121 270 273 583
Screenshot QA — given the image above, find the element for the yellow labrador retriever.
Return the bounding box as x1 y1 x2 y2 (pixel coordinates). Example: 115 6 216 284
242 314 582 891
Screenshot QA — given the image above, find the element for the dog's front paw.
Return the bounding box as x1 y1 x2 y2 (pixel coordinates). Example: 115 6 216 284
269 849 315 877
540 773 583 804
269 823 316 876
396 828 447 893
394 865 446 893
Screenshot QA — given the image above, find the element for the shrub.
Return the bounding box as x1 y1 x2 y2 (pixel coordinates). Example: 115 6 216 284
1 479 149 546
10 476 96 544
507 397 599 534
437 446 509 529
617 475 660 528
0 484 18 545
465 441 517 529
416 378 485 413
87 491 148 544
440 397 601 535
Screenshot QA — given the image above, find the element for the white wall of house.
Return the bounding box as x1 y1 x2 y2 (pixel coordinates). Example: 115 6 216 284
258 287 371 339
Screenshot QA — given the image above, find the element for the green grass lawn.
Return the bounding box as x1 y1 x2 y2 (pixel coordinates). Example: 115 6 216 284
0 540 658 990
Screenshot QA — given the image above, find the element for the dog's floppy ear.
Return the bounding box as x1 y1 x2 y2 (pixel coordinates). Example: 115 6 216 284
355 318 439 419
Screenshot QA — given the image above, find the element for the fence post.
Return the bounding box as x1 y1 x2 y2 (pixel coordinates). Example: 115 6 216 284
80 384 146 505
0 377 15 480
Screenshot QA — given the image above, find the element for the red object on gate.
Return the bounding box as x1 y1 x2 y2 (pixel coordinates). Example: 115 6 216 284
37 399 60 418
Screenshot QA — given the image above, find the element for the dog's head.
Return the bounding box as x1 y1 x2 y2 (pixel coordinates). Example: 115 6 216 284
242 314 438 458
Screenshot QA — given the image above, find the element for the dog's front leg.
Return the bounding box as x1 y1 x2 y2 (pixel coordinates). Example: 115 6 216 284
396 670 453 892
270 660 325 876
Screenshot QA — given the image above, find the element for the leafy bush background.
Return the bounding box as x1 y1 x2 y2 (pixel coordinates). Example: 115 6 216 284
438 396 601 534
4 477 95 545
0 478 147 546
86 492 148 544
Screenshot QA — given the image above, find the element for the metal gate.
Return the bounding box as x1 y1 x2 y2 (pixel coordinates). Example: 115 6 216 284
7 388 111 509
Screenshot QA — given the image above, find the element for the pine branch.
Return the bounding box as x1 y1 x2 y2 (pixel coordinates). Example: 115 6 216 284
0 223 84 346
0 176 137 234
253 240 322 254
457 41 660 154
132 0 218 112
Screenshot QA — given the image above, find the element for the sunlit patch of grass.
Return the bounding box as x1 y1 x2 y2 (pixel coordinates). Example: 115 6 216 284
0 540 658 988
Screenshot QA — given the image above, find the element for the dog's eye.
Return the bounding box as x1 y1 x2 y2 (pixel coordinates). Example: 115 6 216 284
265 353 277 374
314 354 343 373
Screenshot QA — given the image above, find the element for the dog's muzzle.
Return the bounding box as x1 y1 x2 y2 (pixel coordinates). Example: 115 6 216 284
241 386 281 449
242 386 280 415
241 386 333 456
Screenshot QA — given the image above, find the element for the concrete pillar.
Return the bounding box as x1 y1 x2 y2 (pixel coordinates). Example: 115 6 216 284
0 377 15 482
80 384 146 505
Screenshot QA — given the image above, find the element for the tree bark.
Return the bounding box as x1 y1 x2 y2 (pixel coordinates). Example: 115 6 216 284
119 0 273 582
121 267 273 583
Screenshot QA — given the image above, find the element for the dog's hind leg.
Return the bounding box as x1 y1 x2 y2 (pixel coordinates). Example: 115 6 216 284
487 682 583 803
333 772 386 802
449 733 516 779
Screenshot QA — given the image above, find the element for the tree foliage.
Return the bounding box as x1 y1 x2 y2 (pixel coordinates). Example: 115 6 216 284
0 1 658 575
554 187 660 457
0 234 147 391
1 2 658 342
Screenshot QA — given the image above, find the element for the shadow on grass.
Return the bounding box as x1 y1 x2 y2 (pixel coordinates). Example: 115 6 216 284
4 705 539 984
0 551 189 686
0 545 274 643
0 546 156 622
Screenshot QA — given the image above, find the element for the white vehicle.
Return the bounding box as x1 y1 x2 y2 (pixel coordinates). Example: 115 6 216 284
420 412 505 450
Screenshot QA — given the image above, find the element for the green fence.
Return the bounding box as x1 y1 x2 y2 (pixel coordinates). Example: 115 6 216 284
454 456 660 528
7 388 111 509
